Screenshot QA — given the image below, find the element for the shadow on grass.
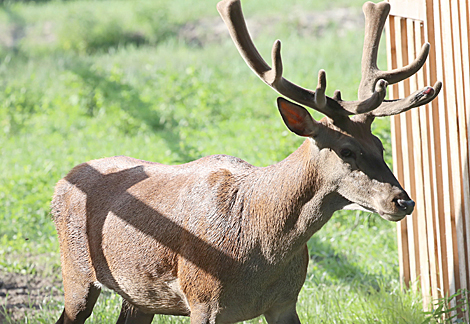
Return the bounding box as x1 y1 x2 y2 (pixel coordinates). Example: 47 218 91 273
308 234 384 291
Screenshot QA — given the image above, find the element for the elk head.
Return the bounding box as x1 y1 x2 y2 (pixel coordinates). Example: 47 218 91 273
218 0 441 221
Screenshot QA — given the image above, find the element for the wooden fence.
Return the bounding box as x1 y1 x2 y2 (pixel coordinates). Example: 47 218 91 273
386 0 470 311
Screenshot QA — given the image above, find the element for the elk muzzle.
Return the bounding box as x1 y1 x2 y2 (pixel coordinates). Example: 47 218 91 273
377 188 414 222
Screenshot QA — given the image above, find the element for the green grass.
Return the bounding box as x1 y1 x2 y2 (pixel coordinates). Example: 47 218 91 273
0 0 434 323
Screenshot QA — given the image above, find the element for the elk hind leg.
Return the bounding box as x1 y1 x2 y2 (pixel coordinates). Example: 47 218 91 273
55 281 101 324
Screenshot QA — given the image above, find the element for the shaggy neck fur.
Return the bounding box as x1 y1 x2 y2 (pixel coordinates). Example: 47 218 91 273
239 139 339 263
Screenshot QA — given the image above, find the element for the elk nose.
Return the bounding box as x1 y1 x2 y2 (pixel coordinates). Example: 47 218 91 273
395 199 415 214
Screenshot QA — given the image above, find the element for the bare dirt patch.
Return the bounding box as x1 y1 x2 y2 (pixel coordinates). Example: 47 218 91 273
0 268 63 323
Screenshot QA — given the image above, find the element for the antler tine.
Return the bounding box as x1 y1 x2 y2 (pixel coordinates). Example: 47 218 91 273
381 43 430 85
358 1 390 99
370 81 442 117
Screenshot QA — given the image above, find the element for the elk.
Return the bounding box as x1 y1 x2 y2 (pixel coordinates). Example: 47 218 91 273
52 1 441 323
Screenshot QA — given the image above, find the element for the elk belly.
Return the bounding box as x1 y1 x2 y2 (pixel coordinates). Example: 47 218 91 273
94 210 190 316
115 276 190 316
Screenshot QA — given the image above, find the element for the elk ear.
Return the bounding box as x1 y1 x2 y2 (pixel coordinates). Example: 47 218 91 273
277 97 318 137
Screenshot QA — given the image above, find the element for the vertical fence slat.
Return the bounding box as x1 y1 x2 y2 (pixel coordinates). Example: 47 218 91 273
387 15 412 288
387 17 414 289
407 19 432 307
441 0 461 302
395 15 421 286
423 0 446 300
440 0 461 299
415 17 441 302
430 0 452 299
459 0 470 293
451 0 469 297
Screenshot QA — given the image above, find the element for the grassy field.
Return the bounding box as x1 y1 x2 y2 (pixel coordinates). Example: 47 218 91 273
0 0 438 323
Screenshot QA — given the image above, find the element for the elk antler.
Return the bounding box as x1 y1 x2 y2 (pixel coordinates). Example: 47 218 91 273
217 0 441 120
358 1 441 117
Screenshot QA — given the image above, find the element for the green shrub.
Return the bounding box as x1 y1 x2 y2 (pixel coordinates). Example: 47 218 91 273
56 3 177 54
0 80 43 134
134 2 178 46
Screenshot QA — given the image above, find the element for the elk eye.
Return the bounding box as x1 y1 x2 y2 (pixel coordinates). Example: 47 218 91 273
340 148 353 158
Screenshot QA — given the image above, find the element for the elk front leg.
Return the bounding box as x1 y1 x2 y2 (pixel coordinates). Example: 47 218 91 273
264 302 301 324
115 299 154 324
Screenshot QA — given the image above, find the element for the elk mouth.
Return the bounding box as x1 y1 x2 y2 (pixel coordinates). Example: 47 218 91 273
343 198 413 222
378 211 408 222
376 198 414 222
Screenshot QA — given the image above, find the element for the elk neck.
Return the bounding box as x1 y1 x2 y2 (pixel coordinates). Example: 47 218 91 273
241 138 340 263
